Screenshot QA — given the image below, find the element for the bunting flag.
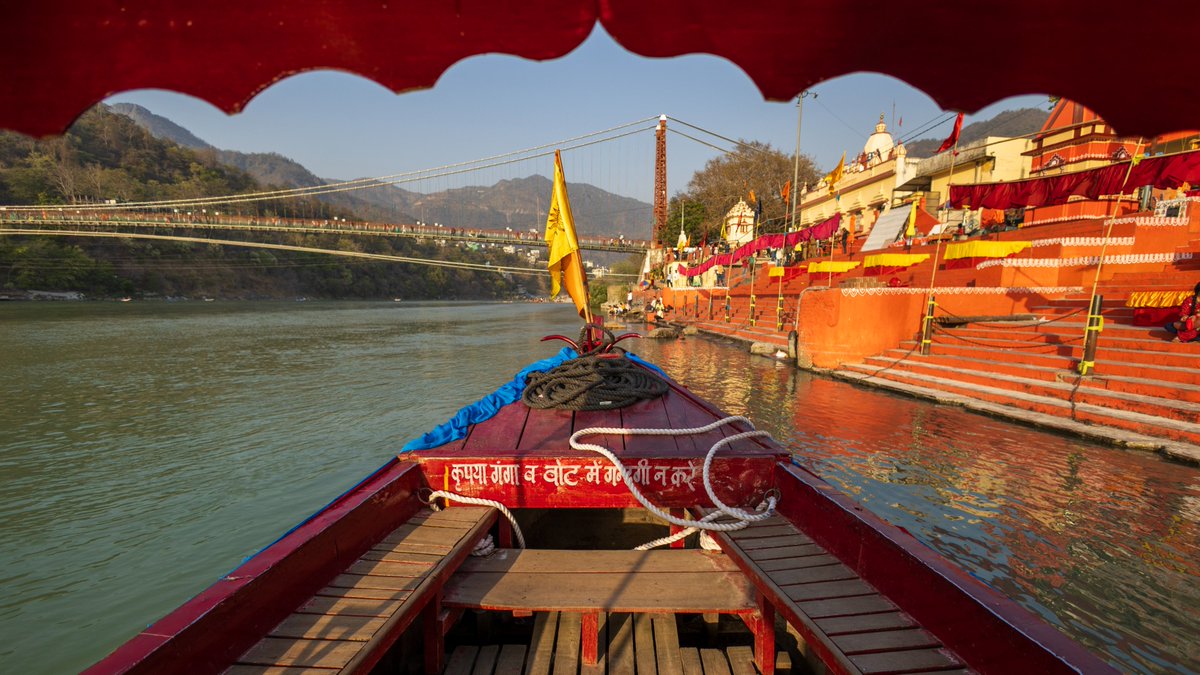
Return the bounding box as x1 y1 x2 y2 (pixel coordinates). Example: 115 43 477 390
544 150 589 319
825 153 845 194
937 113 964 154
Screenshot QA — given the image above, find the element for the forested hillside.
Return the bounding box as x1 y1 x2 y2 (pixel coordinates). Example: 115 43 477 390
0 107 545 300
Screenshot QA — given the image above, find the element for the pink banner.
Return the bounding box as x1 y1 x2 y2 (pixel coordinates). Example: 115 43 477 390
678 214 841 277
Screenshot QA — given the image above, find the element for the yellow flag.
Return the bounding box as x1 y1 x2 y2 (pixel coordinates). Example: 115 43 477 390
825 152 845 194
905 201 918 238
545 150 589 319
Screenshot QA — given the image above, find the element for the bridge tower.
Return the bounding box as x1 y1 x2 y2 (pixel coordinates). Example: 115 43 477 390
654 115 667 243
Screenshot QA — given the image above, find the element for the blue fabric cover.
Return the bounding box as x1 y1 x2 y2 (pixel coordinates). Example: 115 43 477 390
401 347 578 452
400 347 667 452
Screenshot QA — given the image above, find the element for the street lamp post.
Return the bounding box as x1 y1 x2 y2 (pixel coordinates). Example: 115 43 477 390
790 91 817 233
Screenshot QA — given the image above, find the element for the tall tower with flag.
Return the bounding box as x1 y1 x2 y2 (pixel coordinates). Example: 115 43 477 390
654 115 668 244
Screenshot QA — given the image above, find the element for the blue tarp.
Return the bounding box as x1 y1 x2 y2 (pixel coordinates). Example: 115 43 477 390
400 347 666 452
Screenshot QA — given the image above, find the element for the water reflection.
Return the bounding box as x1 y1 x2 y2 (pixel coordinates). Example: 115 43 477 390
633 335 1200 673
1 303 1197 673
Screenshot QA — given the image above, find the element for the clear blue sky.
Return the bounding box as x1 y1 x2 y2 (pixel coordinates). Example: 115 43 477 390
107 27 1049 206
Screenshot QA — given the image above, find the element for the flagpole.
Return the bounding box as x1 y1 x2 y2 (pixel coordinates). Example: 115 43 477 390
749 200 758 327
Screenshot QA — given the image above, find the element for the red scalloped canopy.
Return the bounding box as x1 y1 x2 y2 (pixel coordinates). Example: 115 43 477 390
2 0 1195 138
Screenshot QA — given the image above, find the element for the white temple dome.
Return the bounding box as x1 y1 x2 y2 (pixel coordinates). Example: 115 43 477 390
863 113 895 160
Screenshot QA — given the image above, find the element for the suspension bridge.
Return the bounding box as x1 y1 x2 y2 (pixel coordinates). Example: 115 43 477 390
0 115 745 279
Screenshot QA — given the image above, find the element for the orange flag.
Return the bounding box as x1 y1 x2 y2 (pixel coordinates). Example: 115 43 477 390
544 150 590 319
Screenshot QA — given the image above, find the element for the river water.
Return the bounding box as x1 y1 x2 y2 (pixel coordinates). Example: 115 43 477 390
1 301 1196 673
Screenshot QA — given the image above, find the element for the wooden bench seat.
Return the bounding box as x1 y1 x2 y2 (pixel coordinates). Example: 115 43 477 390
442 550 775 672
708 514 968 675
228 506 497 674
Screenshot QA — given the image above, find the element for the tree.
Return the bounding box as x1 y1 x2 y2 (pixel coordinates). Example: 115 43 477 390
678 141 820 241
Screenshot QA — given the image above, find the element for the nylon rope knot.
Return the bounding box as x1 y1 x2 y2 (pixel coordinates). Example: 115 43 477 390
521 354 668 411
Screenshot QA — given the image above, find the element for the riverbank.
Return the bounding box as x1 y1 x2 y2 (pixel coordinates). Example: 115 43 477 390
659 315 1200 466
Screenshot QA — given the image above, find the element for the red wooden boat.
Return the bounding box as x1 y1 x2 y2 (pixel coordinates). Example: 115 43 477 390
82 334 1115 674
6 3 1183 672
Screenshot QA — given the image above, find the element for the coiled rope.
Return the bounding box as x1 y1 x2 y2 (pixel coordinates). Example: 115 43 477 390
570 416 779 549
522 355 668 410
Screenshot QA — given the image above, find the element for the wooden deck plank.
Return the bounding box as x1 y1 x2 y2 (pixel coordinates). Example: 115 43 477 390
699 648 733 675
371 541 455 556
456 549 742 575
312 585 412 602
553 613 582 675
607 614 635 675
755 554 840 572
849 648 962 674
784 580 877 602
579 613 608 675
633 614 657 675
815 612 916 636
327 573 423 593
651 615 682 675
444 645 479 675
443 571 755 613
679 648 704 675
472 644 501 675
619 397 680 455
378 524 467 548
574 408 625 454
735 534 815 551
294 597 402 618
408 507 492 524
517 407 575 454
525 612 558 675
343 559 433 577
745 544 825 561
796 595 898 619
833 628 943 655
359 549 446 565
772 563 858 586
494 644 527 675
236 637 361 669
657 389 709 455
267 614 384 643
726 645 757 675
728 523 805 541
461 401 530 453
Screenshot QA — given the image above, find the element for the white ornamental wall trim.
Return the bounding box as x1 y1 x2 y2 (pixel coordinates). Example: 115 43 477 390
1030 237 1135 248
1103 215 1189 227
840 286 1083 297
1021 214 1107 228
975 251 1193 270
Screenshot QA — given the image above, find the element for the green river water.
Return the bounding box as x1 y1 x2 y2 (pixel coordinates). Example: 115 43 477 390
1 301 1196 673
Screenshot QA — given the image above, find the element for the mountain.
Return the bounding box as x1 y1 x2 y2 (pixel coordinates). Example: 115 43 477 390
905 108 1050 158
111 105 653 239
108 103 213 150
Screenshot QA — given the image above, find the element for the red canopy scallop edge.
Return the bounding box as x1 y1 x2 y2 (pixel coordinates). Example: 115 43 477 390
2 0 1197 138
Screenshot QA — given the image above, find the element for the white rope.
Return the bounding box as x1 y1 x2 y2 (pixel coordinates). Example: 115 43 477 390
427 490 526 550
569 416 779 537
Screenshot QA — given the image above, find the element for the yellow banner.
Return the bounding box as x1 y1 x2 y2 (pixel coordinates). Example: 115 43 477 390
863 253 930 268
943 240 1031 261
768 266 785 277
807 261 860 273
1126 290 1190 308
